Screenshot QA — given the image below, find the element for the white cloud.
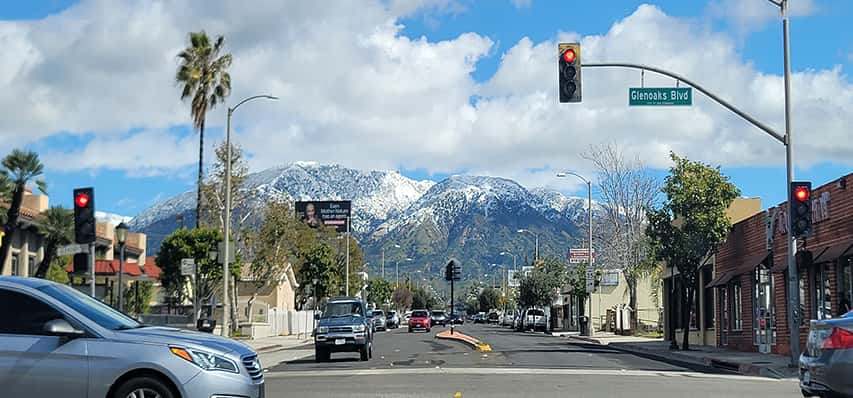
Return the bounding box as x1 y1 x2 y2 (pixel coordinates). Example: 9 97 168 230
511 0 532 9
707 0 817 34
2 1 852 191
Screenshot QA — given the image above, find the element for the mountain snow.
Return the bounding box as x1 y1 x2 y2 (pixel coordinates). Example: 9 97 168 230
95 211 134 226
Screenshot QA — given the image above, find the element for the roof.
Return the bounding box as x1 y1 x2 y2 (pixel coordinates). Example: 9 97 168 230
65 257 161 279
328 296 364 303
0 276 56 288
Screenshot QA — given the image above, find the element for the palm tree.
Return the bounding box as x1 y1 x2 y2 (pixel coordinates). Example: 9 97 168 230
0 149 47 275
176 31 232 228
33 206 73 279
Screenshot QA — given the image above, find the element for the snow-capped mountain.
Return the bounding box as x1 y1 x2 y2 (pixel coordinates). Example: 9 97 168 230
95 211 134 226
129 162 601 276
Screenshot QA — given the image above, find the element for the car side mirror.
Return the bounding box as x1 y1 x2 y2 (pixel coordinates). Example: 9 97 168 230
43 319 85 338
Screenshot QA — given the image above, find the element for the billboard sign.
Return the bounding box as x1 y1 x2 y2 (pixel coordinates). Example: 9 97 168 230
295 200 352 233
569 248 596 264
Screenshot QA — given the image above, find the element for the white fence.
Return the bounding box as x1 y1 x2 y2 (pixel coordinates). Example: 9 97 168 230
253 309 317 339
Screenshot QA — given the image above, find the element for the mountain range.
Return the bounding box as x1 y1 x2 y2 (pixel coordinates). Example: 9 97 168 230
128 162 602 282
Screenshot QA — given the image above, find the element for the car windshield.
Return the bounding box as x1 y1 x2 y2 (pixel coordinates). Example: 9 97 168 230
373 311 384 317
37 284 142 330
411 310 429 318
432 311 445 316
528 310 544 316
323 302 362 317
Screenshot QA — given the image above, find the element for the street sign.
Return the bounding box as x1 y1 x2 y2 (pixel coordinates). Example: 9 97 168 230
629 87 692 106
181 258 195 276
507 269 520 287
585 269 595 293
569 248 596 264
57 243 88 256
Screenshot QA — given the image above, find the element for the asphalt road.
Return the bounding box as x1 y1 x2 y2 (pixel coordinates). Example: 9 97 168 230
263 323 801 397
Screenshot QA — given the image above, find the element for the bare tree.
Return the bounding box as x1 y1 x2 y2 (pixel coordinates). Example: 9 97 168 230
583 143 660 331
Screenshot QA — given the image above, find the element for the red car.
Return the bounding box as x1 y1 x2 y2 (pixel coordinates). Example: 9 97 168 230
408 309 431 332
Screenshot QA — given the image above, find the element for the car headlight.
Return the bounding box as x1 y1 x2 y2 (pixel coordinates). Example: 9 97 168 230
353 324 366 332
317 326 329 334
170 347 239 373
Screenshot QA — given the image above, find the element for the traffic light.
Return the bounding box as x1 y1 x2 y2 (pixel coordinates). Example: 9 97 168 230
790 181 812 238
445 263 452 281
73 187 96 244
558 42 582 103
445 259 462 282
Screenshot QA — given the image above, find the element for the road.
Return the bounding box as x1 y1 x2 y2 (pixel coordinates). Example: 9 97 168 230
262 323 800 397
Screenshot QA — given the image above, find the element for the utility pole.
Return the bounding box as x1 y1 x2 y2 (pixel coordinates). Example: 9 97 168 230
345 216 350 296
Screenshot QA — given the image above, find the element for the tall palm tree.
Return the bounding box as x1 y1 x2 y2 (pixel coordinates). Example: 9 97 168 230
176 31 232 228
0 149 47 275
33 206 73 279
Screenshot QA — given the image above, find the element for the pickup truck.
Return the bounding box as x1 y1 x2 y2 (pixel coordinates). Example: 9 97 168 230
314 297 373 362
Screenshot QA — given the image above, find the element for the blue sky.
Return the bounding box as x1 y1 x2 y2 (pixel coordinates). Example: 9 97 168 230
3 0 852 217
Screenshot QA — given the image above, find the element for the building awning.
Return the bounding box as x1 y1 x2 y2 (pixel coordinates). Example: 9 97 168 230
814 240 853 263
705 271 733 288
732 252 771 276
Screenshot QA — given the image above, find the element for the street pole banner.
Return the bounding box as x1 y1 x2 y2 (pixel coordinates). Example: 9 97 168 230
569 248 596 264
295 200 352 233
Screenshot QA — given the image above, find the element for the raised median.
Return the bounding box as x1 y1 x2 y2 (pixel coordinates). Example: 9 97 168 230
435 329 492 351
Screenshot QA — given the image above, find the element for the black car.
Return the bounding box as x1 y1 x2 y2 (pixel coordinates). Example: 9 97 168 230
449 313 465 325
487 312 500 324
430 310 449 326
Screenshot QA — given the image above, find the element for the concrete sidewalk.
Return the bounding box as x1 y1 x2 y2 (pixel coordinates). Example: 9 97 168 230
238 334 313 353
568 333 797 379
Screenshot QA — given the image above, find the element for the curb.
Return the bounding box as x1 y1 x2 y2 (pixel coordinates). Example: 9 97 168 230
435 330 492 352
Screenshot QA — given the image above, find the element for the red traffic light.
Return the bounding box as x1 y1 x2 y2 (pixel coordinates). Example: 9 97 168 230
75 193 90 208
794 187 810 202
562 49 576 64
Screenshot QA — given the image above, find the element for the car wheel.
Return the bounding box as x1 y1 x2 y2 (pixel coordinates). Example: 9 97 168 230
427 327 431 332
113 376 175 398
360 344 369 361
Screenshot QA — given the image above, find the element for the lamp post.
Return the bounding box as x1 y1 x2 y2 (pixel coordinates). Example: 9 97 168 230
396 257 412 287
557 171 593 335
517 229 539 261
115 222 129 312
222 94 278 337
207 250 218 321
499 251 518 271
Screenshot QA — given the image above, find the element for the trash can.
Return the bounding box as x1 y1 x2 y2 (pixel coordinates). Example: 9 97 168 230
579 316 589 336
197 318 216 333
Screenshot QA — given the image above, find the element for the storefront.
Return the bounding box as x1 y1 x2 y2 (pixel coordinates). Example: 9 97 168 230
711 173 853 356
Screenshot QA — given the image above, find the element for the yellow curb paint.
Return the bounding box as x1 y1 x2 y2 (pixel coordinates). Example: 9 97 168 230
454 392 462 398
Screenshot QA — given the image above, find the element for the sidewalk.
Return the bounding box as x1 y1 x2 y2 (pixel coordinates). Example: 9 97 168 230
568 333 797 379
239 334 313 353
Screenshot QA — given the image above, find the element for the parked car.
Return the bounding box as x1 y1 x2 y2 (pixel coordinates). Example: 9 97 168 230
502 311 516 327
408 309 432 332
487 312 500 325
800 316 853 397
520 308 548 332
372 309 387 331
450 313 465 325
430 310 449 326
386 310 400 329
403 310 413 323
0 276 266 398
314 297 374 362
474 312 487 324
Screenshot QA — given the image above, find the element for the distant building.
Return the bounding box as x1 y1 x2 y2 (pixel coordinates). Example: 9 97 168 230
0 189 49 277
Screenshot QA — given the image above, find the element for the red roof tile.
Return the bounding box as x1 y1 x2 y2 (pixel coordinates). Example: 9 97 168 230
65 259 144 277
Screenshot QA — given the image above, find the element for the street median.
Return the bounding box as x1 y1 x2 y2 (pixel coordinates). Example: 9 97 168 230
435 329 492 351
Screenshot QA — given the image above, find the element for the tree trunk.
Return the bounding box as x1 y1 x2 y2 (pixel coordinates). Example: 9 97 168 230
681 275 694 351
626 275 639 332
230 280 239 333
34 241 57 279
195 119 205 229
0 185 25 275
668 276 679 349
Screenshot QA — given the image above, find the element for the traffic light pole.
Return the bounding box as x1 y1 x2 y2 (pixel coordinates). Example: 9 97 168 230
89 242 96 297
584 6 799 361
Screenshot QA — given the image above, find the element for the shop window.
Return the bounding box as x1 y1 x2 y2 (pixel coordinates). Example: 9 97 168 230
840 256 852 315
799 267 808 325
814 262 833 319
703 266 715 329
28 255 37 277
731 280 743 331
10 254 19 276
689 275 699 330
721 287 730 332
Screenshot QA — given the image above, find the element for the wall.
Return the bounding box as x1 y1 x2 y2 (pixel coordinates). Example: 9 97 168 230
590 271 660 332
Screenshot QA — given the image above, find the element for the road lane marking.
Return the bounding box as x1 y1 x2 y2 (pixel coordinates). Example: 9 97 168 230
264 367 795 382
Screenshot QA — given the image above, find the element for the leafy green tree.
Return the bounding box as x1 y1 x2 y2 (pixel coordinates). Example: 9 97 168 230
478 287 501 312
157 228 239 313
34 206 73 279
176 31 232 227
392 285 413 310
517 256 566 309
645 153 739 350
45 256 70 284
465 298 480 315
124 281 154 315
295 242 338 306
0 149 46 275
411 287 437 310
367 278 393 307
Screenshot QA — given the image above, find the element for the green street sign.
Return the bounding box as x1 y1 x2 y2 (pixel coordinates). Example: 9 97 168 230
629 87 692 106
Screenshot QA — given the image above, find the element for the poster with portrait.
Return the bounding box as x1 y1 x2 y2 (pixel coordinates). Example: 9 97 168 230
295 200 352 233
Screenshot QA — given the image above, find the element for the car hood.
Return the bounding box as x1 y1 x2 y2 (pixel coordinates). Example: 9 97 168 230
318 316 366 327
410 317 429 321
115 326 254 356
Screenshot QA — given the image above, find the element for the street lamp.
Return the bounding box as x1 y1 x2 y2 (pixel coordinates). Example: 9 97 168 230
382 244 400 279
517 229 539 261
499 251 518 271
396 257 412 287
557 171 594 336
222 94 278 337
115 222 129 312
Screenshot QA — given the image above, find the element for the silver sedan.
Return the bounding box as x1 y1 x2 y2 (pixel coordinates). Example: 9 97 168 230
800 312 853 397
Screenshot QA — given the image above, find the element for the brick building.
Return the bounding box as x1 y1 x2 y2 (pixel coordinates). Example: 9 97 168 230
708 173 852 356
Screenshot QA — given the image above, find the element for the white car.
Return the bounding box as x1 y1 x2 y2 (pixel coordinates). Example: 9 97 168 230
403 310 413 323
